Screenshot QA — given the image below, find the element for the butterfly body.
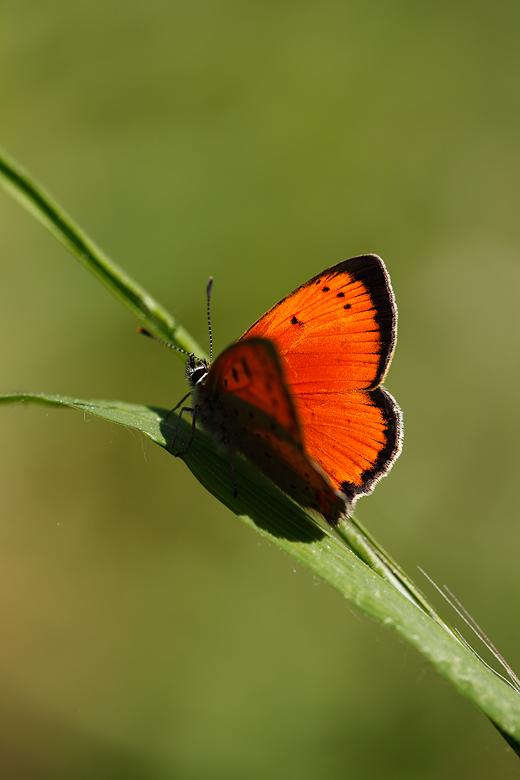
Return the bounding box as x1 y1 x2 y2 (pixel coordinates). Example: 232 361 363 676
180 254 402 526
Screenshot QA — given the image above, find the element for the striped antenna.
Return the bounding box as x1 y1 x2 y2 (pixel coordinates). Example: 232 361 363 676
137 328 190 356
206 276 214 362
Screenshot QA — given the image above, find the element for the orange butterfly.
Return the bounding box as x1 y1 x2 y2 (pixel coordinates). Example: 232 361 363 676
140 254 402 526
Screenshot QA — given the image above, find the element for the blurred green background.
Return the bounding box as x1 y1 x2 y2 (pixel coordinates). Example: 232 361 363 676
1 1 520 777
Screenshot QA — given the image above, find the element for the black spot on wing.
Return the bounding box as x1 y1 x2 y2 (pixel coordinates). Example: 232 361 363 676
240 357 252 378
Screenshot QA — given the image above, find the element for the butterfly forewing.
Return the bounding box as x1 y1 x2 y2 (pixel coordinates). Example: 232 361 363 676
242 254 396 392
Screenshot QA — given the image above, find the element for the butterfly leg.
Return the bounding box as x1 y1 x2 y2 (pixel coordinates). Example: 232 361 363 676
172 405 199 457
164 390 192 422
168 405 195 453
229 450 238 498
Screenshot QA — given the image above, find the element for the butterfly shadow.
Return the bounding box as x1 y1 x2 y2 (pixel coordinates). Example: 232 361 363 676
156 410 327 544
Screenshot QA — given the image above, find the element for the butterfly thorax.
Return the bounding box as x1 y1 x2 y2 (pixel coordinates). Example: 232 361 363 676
185 353 228 449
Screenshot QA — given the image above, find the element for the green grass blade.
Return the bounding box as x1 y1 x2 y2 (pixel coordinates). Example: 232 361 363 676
0 146 203 358
2 390 520 748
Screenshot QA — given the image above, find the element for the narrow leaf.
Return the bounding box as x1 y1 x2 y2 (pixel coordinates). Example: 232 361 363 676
2 390 520 748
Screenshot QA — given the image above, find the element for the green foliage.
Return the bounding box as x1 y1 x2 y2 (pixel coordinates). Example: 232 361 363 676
2 5 520 772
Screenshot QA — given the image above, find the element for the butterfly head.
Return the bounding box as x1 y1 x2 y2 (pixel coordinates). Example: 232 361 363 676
186 353 209 389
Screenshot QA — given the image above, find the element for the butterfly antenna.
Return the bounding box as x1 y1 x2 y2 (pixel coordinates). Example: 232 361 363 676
137 328 190 356
206 276 214 363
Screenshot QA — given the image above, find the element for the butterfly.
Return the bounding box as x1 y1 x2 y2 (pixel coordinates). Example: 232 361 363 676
139 254 402 526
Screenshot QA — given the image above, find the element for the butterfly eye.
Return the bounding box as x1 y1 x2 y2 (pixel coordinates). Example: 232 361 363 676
185 355 208 387
190 366 208 386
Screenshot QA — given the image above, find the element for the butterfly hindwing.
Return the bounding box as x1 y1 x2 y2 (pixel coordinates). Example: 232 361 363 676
296 386 402 503
197 338 346 524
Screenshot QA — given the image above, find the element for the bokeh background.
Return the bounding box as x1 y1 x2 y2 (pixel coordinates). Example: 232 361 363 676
1 1 520 777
